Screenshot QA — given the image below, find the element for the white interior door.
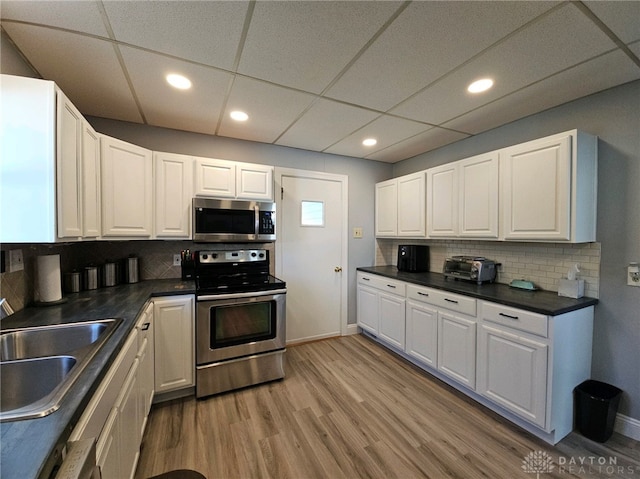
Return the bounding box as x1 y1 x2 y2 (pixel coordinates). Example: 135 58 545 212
276 168 347 344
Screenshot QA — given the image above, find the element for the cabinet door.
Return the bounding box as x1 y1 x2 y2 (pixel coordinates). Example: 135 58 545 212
154 152 193 238
427 164 458 237
437 311 476 389
375 179 397 237
405 300 438 367
236 163 274 200
378 292 405 349
397 172 426 237
117 360 140 479
194 157 236 198
101 136 152 237
357 285 379 335
477 324 548 427
96 408 120 479
81 123 101 238
136 302 154 438
501 134 571 240
154 296 194 393
458 152 499 238
56 90 83 238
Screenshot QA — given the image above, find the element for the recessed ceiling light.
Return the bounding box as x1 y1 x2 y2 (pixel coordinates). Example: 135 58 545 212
166 74 192 90
467 78 494 94
230 110 249 122
362 138 377 147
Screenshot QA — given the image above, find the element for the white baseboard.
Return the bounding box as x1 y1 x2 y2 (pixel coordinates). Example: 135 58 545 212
615 413 640 441
345 323 359 335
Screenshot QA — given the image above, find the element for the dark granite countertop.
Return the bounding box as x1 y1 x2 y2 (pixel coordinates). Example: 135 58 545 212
357 266 598 316
0 279 195 479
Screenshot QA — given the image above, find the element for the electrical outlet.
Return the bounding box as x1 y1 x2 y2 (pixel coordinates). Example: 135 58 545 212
353 227 363 239
173 254 182 266
9 249 24 272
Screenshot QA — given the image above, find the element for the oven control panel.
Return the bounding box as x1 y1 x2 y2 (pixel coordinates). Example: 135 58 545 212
198 249 267 264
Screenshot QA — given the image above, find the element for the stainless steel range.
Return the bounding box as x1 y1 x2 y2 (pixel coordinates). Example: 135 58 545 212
194 249 286 398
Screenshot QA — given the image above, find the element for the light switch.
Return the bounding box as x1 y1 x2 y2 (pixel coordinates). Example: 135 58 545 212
353 227 363 238
9 249 24 272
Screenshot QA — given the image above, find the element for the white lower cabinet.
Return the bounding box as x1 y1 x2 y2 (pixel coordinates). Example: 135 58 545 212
356 272 405 349
357 271 594 444
437 311 476 389
477 323 548 428
154 295 195 393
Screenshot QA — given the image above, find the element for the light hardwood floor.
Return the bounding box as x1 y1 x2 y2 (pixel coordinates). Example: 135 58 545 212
135 334 640 479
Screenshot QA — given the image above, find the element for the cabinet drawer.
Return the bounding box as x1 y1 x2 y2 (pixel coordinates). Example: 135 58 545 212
429 289 477 316
357 273 405 296
481 301 548 338
406 284 437 305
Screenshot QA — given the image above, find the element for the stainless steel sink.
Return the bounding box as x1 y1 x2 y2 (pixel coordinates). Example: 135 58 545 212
0 318 123 421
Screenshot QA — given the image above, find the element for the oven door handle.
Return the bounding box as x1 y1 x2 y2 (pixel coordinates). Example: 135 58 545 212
197 288 287 301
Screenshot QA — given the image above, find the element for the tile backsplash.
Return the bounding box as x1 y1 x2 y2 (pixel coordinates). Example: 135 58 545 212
376 239 600 298
1 241 274 313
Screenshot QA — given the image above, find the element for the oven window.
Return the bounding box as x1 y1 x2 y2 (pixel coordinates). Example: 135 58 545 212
211 301 276 348
196 208 255 235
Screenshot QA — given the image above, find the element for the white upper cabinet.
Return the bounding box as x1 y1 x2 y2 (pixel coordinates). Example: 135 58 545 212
0 75 101 242
154 152 193 238
427 163 458 237
375 171 426 238
501 130 597 242
427 152 498 239
459 152 499 238
56 90 83 239
194 157 274 201
236 163 274 200
101 136 153 237
375 179 398 237
81 122 101 238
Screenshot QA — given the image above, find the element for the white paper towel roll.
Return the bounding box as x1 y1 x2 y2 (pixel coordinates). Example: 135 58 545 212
37 254 63 303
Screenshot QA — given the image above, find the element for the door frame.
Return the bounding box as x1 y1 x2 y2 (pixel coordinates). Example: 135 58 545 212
274 167 349 338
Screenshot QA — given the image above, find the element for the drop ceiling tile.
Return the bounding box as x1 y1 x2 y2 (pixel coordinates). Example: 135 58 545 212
630 40 640 57
365 128 470 163
2 23 142 123
391 3 617 126
238 1 399 94
276 99 380 151
0 1 108 36
324 114 430 159
103 1 249 70
443 50 640 135
584 1 640 43
325 1 559 112
218 76 315 144
120 46 232 136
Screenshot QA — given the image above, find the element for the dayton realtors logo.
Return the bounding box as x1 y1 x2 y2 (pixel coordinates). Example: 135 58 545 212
522 451 555 478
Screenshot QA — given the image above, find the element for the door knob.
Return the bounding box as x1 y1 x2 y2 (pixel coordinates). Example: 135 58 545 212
334 266 342 272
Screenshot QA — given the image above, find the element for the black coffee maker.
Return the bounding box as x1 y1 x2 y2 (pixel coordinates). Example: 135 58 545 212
397 245 429 272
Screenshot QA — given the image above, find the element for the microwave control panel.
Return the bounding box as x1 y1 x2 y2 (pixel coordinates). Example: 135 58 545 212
259 211 275 235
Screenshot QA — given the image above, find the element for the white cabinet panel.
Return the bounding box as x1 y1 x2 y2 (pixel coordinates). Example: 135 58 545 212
477 324 548 428
56 90 83 238
81 123 101 238
437 311 476 389
378 292 405 350
405 300 438 367
236 163 274 200
375 179 397 237
154 152 193 238
356 285 379 335
154 295 195 393
427 164 457 237
458 152 499 238
101 136 152 237
502 134 571 241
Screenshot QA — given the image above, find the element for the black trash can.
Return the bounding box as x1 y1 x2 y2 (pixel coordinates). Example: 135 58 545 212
574 380 622 442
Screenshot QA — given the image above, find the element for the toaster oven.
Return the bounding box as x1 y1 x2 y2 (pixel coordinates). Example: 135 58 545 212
443 256 497 284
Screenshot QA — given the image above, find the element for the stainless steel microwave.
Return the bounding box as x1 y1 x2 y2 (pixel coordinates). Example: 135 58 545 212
193 198 276 242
